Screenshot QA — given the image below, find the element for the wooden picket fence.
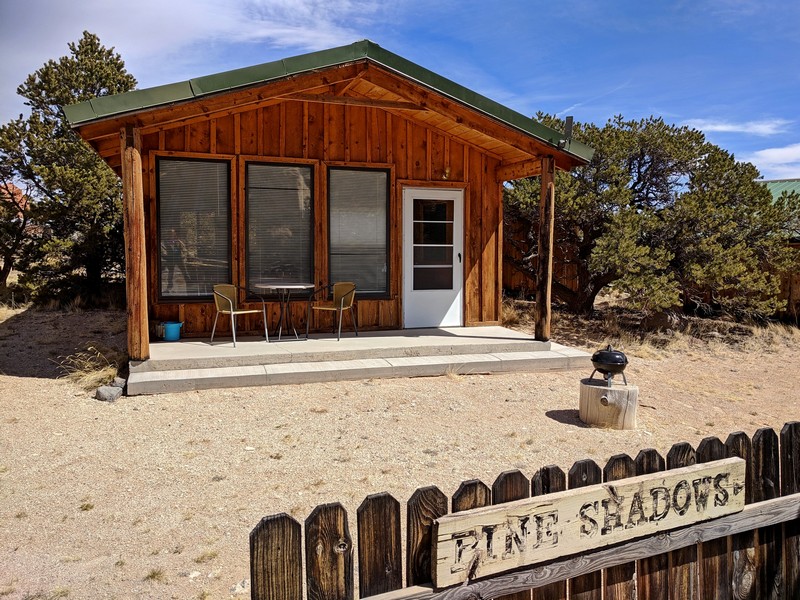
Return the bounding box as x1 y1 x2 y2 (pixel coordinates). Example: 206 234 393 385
251 422 800 599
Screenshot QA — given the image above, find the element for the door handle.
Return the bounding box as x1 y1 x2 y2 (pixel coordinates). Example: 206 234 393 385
458 252 461 263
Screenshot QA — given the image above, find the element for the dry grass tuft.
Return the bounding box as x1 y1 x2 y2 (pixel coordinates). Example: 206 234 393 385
143 568 166 583
502 299 535 328
194 550 218 564
55 344 123 390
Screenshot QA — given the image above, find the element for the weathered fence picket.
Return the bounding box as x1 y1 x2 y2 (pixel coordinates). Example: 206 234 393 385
603 454 637 600
781 422 800 597
752 427 782 599
633 448 667 600
357 493 402 596
493 469 533 600
451 479 491 514
250 513 303 600
406 486 447 588
696 437 730 599
566 459 602 600
665 442 697 600
530 465 567 600
251 422 800 600
305 503 353 600
725 430 757 598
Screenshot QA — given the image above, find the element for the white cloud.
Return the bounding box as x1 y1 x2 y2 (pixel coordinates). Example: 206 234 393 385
0 0 398 122
743 143 800 180
683 118 791 136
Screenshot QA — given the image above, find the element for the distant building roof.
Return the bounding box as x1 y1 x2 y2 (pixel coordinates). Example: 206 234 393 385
762 178 800 199
762 179 800 244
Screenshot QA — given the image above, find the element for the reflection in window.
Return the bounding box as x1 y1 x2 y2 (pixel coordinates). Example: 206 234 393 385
329 169 389 295
158 158 230 298
246 163 313 286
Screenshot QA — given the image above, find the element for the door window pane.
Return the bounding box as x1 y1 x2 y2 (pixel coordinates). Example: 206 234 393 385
413 267 453 290
413 222 453 245
412 197 455 291
413 199 454 221
329 169 389 295
158 158 230 298
246 163 313 285
413 246 453 266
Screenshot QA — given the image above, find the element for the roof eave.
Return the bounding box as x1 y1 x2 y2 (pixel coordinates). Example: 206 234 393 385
64 40 593 165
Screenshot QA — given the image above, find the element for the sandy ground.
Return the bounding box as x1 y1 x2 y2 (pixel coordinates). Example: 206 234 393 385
0 307 798 599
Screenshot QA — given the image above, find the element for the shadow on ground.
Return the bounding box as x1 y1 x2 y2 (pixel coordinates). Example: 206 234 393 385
0 308 126 378
545 408 590 428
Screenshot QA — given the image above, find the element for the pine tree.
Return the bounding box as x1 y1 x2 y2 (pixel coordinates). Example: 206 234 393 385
0 31 136 302
504 115 800 319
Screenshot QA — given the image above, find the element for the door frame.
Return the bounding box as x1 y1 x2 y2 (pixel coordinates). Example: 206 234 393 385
401 185 465 328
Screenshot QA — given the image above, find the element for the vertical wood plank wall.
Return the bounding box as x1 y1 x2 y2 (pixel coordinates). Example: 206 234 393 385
141 100 502 336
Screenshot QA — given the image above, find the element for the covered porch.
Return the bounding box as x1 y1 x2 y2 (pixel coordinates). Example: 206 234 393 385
127 326 590 394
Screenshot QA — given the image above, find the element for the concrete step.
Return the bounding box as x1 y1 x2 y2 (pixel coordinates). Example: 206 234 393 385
130 328 552 373
127 345 591 395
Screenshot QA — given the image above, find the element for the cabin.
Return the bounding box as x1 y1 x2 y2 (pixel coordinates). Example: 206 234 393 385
64 40 593 361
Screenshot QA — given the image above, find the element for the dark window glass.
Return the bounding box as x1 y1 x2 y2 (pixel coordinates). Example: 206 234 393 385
413 267 453 290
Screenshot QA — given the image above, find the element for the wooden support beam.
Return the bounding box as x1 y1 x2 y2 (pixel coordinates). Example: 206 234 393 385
284 93 425 111
120 125 150 361
495 159 541 183
535 156 555 341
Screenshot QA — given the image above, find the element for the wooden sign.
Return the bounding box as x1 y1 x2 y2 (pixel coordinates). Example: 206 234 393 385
432 457 745 588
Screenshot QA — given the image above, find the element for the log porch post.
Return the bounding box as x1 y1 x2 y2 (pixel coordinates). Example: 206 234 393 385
120 125 150 361
535 156 555 341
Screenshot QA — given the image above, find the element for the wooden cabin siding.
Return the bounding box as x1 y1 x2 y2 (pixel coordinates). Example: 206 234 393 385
142 99 503 337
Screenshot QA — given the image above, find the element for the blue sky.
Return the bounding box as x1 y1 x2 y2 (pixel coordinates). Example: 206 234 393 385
1 0 799 179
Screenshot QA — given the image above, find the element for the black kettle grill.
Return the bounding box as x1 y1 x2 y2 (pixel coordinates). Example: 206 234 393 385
590 345 629 387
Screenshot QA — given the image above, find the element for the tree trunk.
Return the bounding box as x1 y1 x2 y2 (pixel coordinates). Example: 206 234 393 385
0 258 12 287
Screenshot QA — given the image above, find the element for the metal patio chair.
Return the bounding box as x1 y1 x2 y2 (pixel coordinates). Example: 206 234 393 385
210 284 268 347
306 282 358 341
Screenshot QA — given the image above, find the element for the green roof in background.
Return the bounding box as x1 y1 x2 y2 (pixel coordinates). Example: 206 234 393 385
63 40 593 164
763 179 800 199
762 179 800 243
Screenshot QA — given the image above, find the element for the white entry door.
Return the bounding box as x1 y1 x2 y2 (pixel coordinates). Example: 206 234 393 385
402 187 464 328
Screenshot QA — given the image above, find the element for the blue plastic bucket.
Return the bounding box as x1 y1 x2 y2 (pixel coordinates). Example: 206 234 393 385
163 321 183 341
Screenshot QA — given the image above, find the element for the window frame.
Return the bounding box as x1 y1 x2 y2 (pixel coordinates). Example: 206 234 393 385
155 155 233 303
327 166 391 300
244 160 316 300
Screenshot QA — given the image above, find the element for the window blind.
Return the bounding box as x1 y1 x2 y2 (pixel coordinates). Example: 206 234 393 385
158 158 230 298
246 163 313 286
329 169 388 294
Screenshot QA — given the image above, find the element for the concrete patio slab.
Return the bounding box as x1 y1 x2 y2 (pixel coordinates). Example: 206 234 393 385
126 327 590 395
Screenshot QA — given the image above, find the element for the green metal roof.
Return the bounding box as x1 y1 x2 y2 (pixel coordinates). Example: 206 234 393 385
762 179 800 243
763 179 800 199
63 40 593 164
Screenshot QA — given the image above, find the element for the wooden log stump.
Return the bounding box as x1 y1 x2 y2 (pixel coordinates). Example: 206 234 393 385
579 378 638 430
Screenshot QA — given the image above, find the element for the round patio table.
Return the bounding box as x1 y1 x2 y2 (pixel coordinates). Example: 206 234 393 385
252 281 315 341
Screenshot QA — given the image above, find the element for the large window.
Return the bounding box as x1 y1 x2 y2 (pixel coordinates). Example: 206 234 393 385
328 168 389 296
157 158 230 299
246 163 313 286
